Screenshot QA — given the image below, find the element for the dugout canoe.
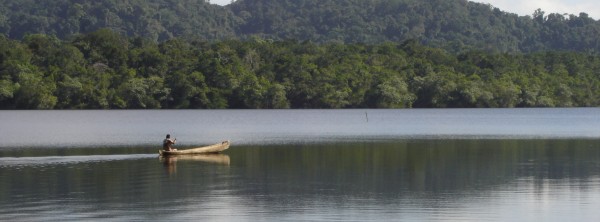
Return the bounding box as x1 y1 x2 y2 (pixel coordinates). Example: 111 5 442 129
159 141 230 156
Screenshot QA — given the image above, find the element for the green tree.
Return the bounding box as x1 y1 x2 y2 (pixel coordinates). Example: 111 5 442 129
13 64 57 109
119 76 169 109
371 75 415 108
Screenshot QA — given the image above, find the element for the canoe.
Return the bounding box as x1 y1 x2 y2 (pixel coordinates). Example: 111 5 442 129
159 141 230 156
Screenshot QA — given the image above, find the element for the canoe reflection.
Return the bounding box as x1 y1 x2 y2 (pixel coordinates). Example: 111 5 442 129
160 154 230 175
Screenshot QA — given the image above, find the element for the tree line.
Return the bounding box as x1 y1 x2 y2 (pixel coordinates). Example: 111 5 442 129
1 30 599 109
1 0 600 53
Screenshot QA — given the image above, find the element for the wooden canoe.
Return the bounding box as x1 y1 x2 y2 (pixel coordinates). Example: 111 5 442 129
159 141 230 156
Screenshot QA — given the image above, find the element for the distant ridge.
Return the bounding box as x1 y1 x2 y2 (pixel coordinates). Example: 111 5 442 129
0 0 599 52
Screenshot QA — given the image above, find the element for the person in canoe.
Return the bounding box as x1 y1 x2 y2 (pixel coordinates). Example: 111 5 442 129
163 134 177 151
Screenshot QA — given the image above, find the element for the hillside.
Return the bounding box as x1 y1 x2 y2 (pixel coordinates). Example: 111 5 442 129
0 0 239 41
1 31 599 109
229 0 600 52
0 0 598 53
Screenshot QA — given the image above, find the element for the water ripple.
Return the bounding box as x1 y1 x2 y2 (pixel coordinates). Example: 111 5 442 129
0 154 156 167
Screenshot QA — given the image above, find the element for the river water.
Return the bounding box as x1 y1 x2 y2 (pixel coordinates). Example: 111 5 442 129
0 109 599 221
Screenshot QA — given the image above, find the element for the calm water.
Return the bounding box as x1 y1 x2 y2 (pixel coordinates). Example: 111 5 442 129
1 109 600 221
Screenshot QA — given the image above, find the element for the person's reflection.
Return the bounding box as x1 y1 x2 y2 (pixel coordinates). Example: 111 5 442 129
161 156 178 175
160 154 231 175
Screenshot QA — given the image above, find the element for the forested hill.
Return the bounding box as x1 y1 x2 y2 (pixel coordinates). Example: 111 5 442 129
230 0 600 53
1 0 600 53
0 0 239 41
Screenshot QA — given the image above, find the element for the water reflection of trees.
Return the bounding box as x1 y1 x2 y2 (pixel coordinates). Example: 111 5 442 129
230 139 600 196
0 153 232 212
1 140 600 216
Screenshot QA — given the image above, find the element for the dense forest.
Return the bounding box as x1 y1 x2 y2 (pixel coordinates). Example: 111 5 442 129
0 0 600 109
1 29 599 109
0 0 599 53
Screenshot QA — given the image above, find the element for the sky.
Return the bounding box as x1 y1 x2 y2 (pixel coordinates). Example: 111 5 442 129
209 0 599 19
475 0 599 19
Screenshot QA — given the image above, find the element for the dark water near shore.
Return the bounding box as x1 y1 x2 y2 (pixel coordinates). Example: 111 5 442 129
1 109 600 221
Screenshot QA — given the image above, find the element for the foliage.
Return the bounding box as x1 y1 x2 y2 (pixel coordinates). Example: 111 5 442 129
1 0 600 53
0 0 239 41
1 31 600 109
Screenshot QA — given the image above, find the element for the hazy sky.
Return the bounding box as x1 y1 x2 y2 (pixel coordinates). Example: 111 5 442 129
475 0 599 18
209 0 599 19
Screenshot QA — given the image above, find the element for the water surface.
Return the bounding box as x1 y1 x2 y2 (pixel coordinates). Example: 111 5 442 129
1 108 599 148
0 109 599 221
